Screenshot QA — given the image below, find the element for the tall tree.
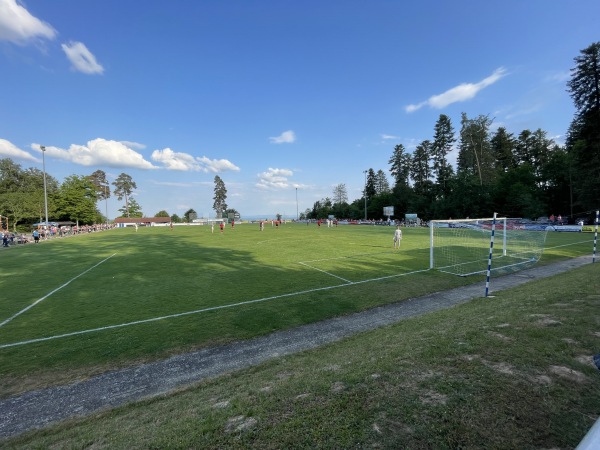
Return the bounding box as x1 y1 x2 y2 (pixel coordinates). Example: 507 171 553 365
411 140 432 193
388 144 412 187
491 127 517 173
332 183 348 205
364 169 377 199
87 169 111 203
374 170 391 194
529 129 556 187
112 173 136 218
431 114 456 194
457 113 494 185
0 192 38 230
0 159 59 227
566 41 600 212
87 169 110 222
212 175 228 218
0 158 25 192
514 130 534 166
56 175 98 224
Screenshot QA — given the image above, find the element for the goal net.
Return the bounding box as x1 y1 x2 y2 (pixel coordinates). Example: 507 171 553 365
429 218 548 276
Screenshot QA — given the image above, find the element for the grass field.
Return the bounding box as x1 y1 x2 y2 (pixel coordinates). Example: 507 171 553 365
0 223 595 398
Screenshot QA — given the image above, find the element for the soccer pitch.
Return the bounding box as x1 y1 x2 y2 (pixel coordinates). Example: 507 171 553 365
0 223 593 395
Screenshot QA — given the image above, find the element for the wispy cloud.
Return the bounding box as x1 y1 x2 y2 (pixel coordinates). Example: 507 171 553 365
406 67 507 113
31 138 157 169
119 140 146 150
0 138 39 162
269 130 296 144
256 168 294 189
151 148 240 173
61 41 104 75
544 71 570 83
0 0 56 44
381 134 399 140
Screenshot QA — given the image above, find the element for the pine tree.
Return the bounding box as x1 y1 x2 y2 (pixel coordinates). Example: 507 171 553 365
112 173 136 218
388 144 411 187
457 113 494 185
490 127 516 173
212 175 228 218
411 140 432 193
566 41 600 212
375 170 391 194
431 114 456 194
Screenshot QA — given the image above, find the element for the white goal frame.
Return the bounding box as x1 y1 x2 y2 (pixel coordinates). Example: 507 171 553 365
429 217 507 272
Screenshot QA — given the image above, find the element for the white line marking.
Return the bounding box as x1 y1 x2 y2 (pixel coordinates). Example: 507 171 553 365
0 254 117 329
298 261 353 283
0 267 429 349
545 239 591 250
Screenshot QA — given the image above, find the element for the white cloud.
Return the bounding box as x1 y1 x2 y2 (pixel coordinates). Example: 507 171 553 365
0 138 39 162
61 41 104 75
406 67 507 112
151 148 240 173
381 134 399 140
256 167 294 189
197 156 240 173
505 105 541 120
31 138 157 169
269 130 296 144
119 140 146 150
0 0 56 43
544 71 570 83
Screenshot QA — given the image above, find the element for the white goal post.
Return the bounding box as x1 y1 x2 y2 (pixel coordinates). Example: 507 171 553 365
429 217 548 276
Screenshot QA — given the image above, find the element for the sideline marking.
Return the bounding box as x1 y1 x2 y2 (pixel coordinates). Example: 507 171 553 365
0 254 117 329
0 268 429 349
545 239 591 250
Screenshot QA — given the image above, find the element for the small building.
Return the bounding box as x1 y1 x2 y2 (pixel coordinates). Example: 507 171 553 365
113 217 172 228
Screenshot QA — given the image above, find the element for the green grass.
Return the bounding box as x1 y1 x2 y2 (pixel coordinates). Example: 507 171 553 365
3 246 599 449
0 224 594 398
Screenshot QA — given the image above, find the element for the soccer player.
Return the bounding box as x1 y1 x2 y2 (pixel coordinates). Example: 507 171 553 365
393 226 402 249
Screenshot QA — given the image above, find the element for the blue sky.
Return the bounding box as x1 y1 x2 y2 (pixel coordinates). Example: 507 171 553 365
0 0 598 220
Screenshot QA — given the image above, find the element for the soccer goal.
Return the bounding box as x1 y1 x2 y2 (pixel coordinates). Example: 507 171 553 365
429 217 548 276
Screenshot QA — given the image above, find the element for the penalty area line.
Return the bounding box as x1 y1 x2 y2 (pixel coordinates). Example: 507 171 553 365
298 261 353 283
0 253 117 329
0 267 429 350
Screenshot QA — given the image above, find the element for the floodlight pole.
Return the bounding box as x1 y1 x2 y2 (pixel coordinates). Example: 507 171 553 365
363 170 367 220
40 145 49 228
295 187 298 220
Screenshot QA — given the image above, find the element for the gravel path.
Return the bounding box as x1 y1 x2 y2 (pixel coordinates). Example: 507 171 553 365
0 256 592 439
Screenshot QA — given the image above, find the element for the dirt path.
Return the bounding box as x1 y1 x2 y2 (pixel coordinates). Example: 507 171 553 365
0 256 592 439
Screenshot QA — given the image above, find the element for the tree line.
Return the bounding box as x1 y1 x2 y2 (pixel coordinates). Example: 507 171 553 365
305 42 600 224
0 163 235 230
1 42 598 230
0 165 143 230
